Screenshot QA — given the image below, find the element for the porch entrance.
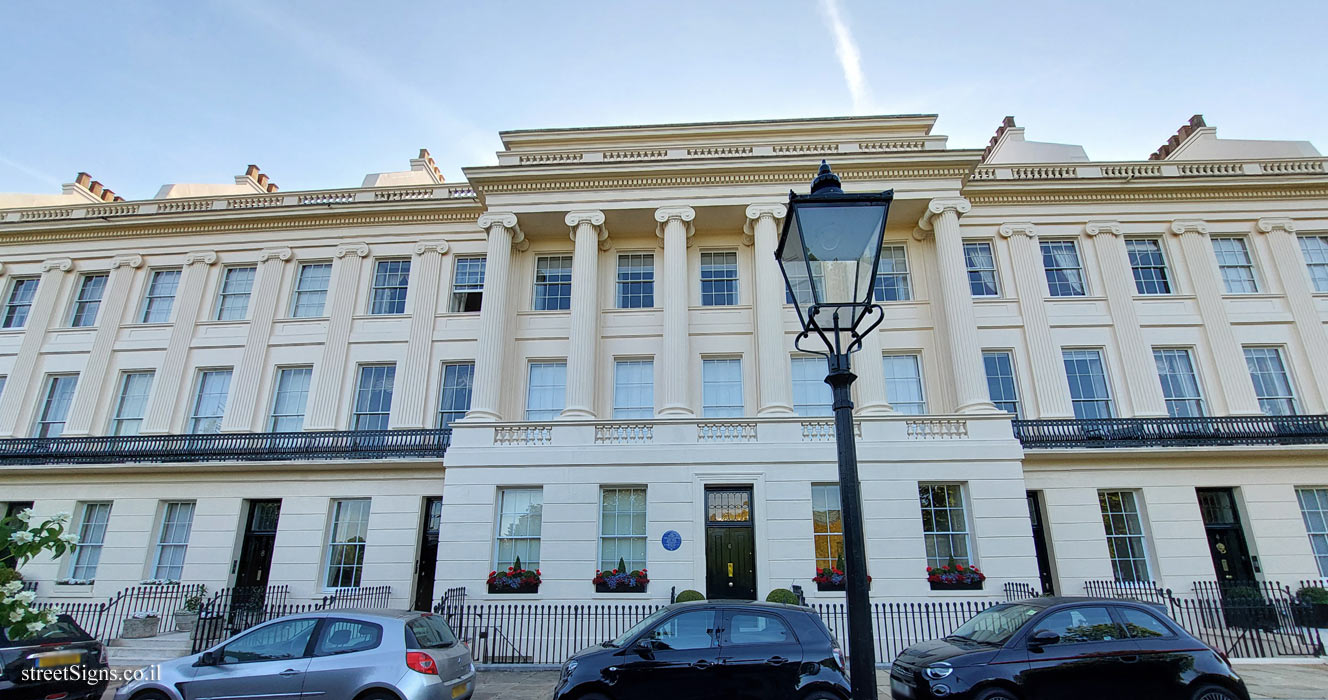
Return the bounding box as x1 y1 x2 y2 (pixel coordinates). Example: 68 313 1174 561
234 500 281 593
413 497 443 611
1026 491 1056 594
704 487 756 600
1197 488 1257 583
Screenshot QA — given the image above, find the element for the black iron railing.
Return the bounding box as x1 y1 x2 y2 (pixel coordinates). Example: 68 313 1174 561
34 582 206 643
191 585 393 653
0 428 451 465
1013 415 1328 449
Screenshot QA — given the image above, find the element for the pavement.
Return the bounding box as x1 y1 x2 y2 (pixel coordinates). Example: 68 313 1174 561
102 662 1328 699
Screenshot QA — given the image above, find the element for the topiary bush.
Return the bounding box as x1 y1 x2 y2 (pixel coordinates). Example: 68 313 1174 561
765 588 799 605
674 589 705 603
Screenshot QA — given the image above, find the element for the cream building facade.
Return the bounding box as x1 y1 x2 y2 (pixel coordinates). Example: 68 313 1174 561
0 115 1325 612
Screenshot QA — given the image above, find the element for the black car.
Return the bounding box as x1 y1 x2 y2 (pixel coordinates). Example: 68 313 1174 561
0 614 109 699
890 596 1250 700
552 600 850 700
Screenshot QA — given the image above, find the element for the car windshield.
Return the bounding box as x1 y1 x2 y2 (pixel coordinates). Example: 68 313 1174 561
946 603 1041 646
0 616 88 648
608 607 673 647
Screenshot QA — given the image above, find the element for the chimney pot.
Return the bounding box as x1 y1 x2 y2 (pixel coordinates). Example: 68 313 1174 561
75 172 92 188
90 181 104 196
257 174 269 187
267 183 279 192
246 164 260 178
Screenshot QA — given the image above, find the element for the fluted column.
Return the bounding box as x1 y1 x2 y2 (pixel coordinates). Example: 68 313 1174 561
744 204 796 416
562 211 609 419
1086 222 1170 417
656 206 696 416
920 199 998 414
221 248 292 432
1000 224 1075 417
467 213 525 421
62 254 142 436
141 251 218 434
304 242 370 430
0 258 74 437
1170 220 1263 415
1256 218 1328 411
391 240 449 428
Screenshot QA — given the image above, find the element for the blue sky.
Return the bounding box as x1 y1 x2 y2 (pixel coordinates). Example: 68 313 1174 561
2 1 1325 199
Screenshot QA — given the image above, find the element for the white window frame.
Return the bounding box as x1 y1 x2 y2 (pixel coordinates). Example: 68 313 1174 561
110 371 154 436
67 502 112 581
188 369 232 433
919 483 974 569
790 356 831 416
612 359 654 419
351 364 396 431
34 374 78 438
140 268 182 323
1063 348 1115 419
437 362 475 429
1300 235 1328 293
616 253 655 309
982 350 1021 417
1153 347 1206 418
884 354 927 415
290 262 332 318
368 259 411 315
151 501 195 581
963 241 1000 297
214 266 257 321
1040 239 1088 297
269 366 313 432
599 486 647 573
533 255 573 311
2 277 39 329
701 357 744 418
1296 487 1328 577
494 487 543 570
1212 237 1260 294
811 483 843 571
69 273 108 327
324 498 371 589
873 244 912 302
699 250 739 307
1243 346 1299 416
525 361 567 421
1099 490 1153 583
449 256 486 313
1126 238 1172 295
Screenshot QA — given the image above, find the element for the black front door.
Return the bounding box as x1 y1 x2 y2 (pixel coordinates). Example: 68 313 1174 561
234 500 281 590
413 497 443 611
1197 488 1256 583
705 488 756 600
1 502 34 568
1026 491 1056 594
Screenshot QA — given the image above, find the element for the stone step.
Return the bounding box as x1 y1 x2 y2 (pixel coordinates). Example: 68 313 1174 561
110 632 193 648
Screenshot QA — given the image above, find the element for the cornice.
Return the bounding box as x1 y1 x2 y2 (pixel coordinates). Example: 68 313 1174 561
964 185 1328 206
1255 217 1296 235
1084 221 1123 237
998 222 1037 239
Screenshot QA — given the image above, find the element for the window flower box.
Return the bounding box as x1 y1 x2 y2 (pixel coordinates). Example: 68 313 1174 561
929 580 984 591
812 564 871 592
593 564 648 593
927 563 985 591
487 558 540 594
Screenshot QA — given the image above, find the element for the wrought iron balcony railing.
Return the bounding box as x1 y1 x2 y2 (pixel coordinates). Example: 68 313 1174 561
0 428 451 466
1013 415 1328 449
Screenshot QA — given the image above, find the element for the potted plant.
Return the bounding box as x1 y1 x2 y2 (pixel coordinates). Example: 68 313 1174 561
927 558 986 591
813 553 872 592
487 557 541 594
121 611 160 639
1220 586 1279 630
1291 586 1328 628
593 558 648 593
176 586 208 633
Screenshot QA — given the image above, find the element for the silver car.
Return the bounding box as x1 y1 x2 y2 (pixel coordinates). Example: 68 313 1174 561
113 608 475 700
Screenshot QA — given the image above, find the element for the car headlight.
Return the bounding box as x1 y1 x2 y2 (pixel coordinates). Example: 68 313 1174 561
562 659 578 677
924 662 953 680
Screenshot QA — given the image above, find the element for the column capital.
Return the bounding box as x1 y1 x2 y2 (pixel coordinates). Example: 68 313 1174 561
258 247 293 262
110 254 143 269
40 257 74 273
477 212 527 251
1084 221 1123 237
567 210 610 250
998 222 1038 239
334 241 370 258
183 250 218 266
742 203 785 245
1255 217 1296 235
655 205 696 242
413 239 450 256
1169 219 1209 236
918 197 971 231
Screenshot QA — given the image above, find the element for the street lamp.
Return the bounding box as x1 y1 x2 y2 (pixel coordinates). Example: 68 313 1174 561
776 161 893 700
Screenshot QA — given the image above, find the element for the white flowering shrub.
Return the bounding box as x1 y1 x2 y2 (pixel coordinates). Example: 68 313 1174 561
0 509 76 639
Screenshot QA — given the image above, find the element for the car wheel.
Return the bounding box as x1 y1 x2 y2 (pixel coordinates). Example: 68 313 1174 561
1192 685 1240 700
973 687 1020 700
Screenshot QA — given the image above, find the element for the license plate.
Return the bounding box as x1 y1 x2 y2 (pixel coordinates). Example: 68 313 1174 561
890 678 914 699
36 651 81 668
451 681 469 698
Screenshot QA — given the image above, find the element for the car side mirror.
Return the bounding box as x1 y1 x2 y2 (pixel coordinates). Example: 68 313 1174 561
196 650 218 666
1028 630 1060 648
633 639 658 656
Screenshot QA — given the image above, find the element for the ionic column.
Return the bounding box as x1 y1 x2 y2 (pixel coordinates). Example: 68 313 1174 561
0 258 74 437
656 206 696 417
391 240 449 429
1000 224 1075 417
561 211 609 419
304 242 370 430
744 204 796 416
466 214 526 421
1170 220 1263 415
141 251 218 434
62 254 142 436
920 199 998 414
1256 218 1328 411
221 248 292 432
1086 222 1169 417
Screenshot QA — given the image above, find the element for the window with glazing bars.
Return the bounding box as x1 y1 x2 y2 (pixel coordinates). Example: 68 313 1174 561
964 241 999 296
437 362 474 429
140 269 181 323
701 358 743 418
785 263 823 305
533 256 573 311
616 254 654 308
450 257 486 312
791 356 831 416
369 260 410 314
269 367 313 432
189 370 232 433
1063 349 1114 419
35 374 77 438
613 360 654 419
884 354 926 414
1153 348 1205 417
67 502 112 581
700 251 738 306
982 351 1020 417
1040 240 1087 296
526 362 566 420
1212 238 1259 293
873 244 912 301
325 498 371 588
70 274 107 327
111 371 154 436
1296 488 1328 577
216 266 256 320
1300 236 1328 293
811 484 843 571
495 488 542 570
352 365 395 430
3 278 38 328
152 501 195 580
1099 490 1151 582
600 487 646 572
291 263 331 318
919 484 971 568
1243 347 1297 415
1127 239 1171 295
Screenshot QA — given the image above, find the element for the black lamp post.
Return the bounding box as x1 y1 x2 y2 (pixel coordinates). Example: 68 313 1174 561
776 161 893 700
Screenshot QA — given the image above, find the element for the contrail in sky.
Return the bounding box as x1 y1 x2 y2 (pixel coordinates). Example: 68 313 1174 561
819 0 871 114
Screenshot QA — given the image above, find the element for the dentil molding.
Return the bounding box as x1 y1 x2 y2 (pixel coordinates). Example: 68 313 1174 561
41 257 73 272
566 210 611 250
1169 220 1209 236
477 212 528 251
655 206 696 243
917 197 971 231
413 240 450 256
258 247 293 262
334 241 371 258
110 254 143 269
1084 221 1123 237
1255 217 1296 235
998 222 1038 238
183 250 218 266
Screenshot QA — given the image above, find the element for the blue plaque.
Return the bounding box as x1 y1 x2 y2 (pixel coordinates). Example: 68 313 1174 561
661 530 682 551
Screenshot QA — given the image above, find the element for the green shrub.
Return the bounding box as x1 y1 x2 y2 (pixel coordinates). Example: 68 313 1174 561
765 588 799 605
674 589 705 603
1222 586 1264 603
0 565 20 586
1296 586 1328 605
